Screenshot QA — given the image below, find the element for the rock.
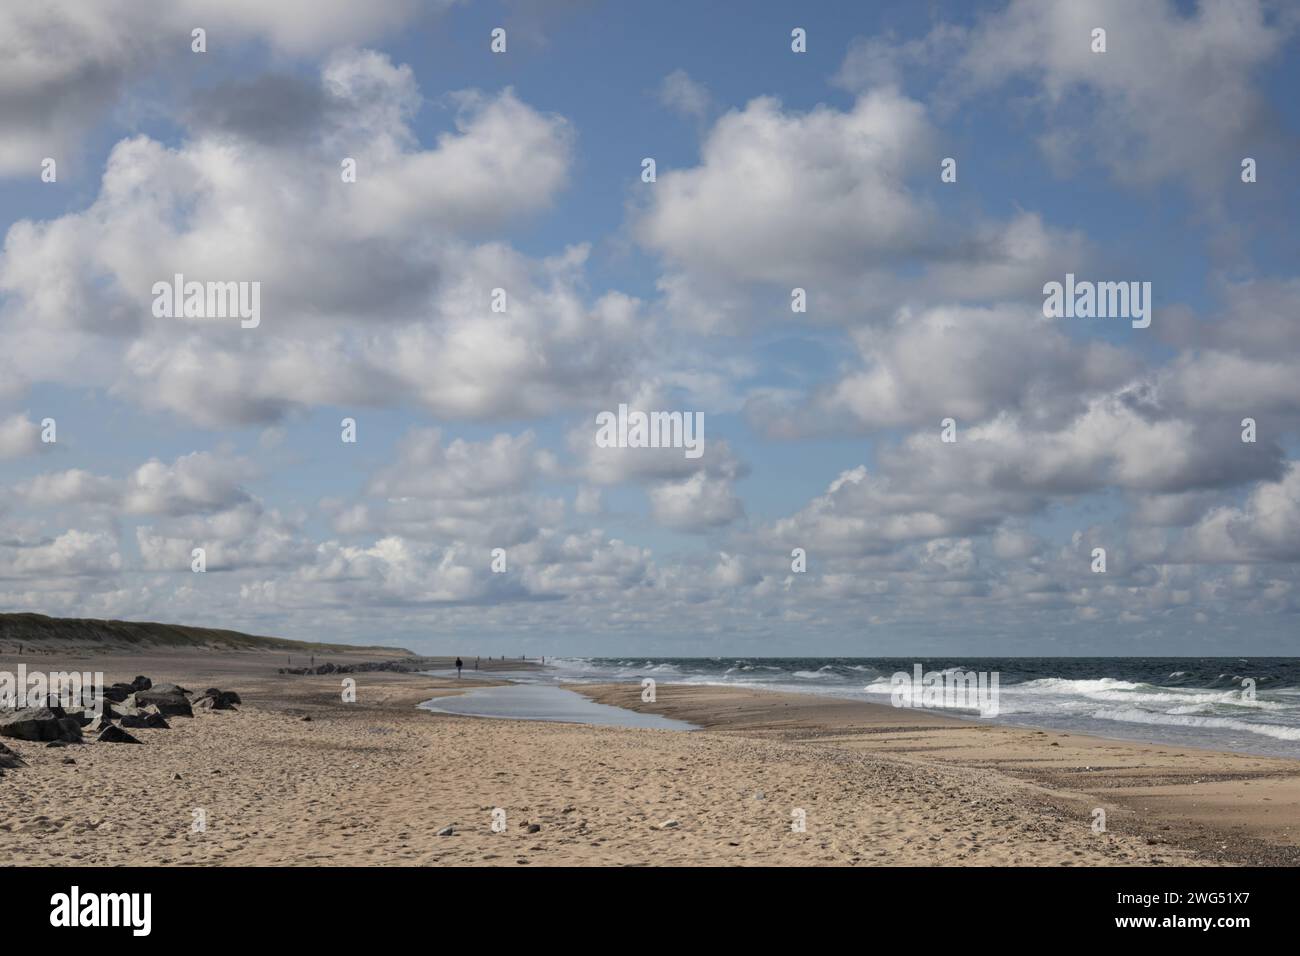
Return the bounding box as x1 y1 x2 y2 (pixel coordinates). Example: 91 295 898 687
131 691 192 717
85 715 114 733
437 825 455 837
149 683 191 697
130 676 152 692
194 689 240 711
97 725 142 745
526 823 542 834
172 773 182 780
62 757 76 765
657 819 680 830
0 707 83 743
101 686 129 703
67 703 122 725
0 742 25 769
120 712 169 729
300 716 312 722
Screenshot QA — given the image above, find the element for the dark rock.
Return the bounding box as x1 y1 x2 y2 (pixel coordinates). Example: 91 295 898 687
194 689 240 710
85 715 114 733
130 676 152 692
149 683 191 697
279 657 448 676
526 823 542 834
0 742 25 769
0 707 83 743
68 703 121 726
97 725 142 745
102 686 129 703
62 757 76 765
120 712 169 729
300 716 312 722
131 691 193 717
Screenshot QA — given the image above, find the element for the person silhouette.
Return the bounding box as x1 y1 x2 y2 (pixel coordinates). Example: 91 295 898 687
455 657 463 679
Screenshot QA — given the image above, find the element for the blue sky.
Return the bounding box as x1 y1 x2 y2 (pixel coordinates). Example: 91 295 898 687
1 0 1299 656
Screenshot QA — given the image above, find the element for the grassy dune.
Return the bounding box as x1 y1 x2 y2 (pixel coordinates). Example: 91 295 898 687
0 612 409 655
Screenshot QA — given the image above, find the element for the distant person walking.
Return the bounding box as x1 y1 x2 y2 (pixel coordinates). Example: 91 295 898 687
455 657 463 679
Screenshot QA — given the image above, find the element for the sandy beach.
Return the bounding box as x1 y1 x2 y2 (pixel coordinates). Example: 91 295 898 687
3 647 1299 867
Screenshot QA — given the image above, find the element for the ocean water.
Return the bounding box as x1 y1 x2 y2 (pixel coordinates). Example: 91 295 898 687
543 657 1300 759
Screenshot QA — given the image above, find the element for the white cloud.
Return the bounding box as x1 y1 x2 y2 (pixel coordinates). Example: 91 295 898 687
659 69 711 120
0 413 42 459
648 472 744 531
0 52 638 426
0 0 447 175
951 0 1293 194
0 529 122 578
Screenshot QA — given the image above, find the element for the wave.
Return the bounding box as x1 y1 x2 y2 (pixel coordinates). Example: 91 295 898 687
543 657 1300 757
1089 707 1300 742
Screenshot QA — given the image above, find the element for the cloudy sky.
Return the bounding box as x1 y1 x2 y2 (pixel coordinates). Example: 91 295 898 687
2 0 1299 656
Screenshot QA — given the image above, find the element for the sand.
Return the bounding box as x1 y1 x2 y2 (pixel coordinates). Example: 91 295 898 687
3 648 1298 866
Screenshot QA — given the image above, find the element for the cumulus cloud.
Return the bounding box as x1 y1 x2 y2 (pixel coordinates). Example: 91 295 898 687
635 88 1091 331
1178 463 1300 563
0 0 448 176
14 452 254 515
648 472 744 531
0 529 122 579
949 0 1294 195
753 302 1138 435
0 51 643 426
638 89 938 287
0 413 43 459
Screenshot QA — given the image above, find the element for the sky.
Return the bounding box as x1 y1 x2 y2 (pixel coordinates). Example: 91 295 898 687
1 0 1299 657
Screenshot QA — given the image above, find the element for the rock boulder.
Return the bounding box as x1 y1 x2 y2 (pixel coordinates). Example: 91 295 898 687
0 707 83 743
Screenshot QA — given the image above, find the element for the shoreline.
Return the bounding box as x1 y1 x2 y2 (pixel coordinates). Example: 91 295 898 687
568 677 1300 761
3 647 1298 865
572 681 1300 864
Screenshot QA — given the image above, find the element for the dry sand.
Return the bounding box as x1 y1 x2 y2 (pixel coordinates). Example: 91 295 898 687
3 648 1298 866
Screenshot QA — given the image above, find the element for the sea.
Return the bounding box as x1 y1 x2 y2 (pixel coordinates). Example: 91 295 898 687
538 657 1300 759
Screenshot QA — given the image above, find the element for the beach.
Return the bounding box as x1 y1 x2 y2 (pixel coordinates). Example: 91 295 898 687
3 648 1299 866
